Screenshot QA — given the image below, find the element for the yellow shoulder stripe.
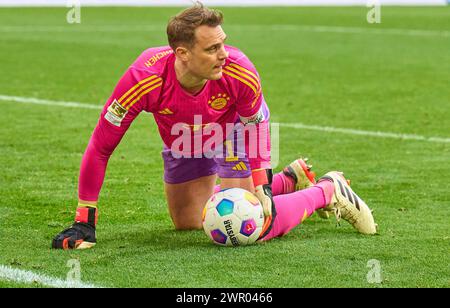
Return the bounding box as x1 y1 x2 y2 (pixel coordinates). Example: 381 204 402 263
125 81 163 110
223 68 259 96
229 63 259 82
121 77 162 108
118 75 159 104
224 65 260 90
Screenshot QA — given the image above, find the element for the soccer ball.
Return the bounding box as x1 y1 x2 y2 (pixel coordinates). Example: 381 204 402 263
202 188 264 247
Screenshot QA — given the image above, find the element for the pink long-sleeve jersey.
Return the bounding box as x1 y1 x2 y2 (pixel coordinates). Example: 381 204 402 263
79 45 270 201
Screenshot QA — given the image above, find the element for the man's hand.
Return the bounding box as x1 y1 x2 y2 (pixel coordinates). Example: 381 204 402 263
52 222 96 250
52 205 98 250
252 169 276 239
254 184 273 218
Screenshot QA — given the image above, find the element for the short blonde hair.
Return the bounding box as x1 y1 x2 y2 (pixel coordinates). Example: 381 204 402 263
167 3 224 50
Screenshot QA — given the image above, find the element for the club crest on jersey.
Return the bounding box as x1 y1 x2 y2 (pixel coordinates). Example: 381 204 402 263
105 99 128 127
208 93 230 111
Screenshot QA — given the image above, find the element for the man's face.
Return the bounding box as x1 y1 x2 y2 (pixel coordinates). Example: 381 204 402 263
186 25 229 81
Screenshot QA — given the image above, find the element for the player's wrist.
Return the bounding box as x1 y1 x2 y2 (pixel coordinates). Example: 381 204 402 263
251 168 273 188
252 169 268 187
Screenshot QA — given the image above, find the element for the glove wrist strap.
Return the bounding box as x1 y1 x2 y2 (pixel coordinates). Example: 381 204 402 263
252 169 273 187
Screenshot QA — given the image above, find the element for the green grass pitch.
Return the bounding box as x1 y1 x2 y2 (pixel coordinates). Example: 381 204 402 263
0 6 449 288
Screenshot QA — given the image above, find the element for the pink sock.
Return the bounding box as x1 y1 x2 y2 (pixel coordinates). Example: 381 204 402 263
261 186 328 241
214 172 295 196
272 172 296 196
316 179 334 205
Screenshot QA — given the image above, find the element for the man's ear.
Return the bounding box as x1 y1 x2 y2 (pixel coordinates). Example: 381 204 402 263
175 46 190 62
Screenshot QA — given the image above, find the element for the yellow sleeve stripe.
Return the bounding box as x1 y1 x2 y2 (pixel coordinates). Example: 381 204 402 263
121 77 163 109
125 82 163 110
229 63 259 83
118 75 159 103
224 65 260 91
223 68 259 96
251 93 261 109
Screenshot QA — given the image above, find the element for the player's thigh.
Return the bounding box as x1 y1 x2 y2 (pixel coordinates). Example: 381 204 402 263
162 148 218 229
165 174 217 230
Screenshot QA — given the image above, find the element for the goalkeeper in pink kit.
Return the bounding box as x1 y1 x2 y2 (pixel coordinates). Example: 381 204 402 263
53 4 377 250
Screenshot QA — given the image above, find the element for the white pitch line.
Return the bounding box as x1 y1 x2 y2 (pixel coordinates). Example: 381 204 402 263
0 95 102 110
279 123 450 144
0 265 101 288
1 94 449 144
0 24 448 38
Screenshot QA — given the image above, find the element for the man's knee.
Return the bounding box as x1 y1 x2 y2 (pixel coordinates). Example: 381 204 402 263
165 174 216 231
168 203 206 231
173 219 203 231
